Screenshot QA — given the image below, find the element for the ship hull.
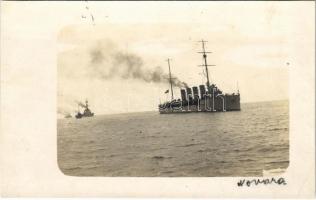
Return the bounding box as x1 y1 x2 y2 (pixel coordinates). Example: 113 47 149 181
75 113 94 119
159 94 240 114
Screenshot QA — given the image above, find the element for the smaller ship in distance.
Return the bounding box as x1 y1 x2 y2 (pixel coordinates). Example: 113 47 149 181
64 113 72 118
75 100 94 119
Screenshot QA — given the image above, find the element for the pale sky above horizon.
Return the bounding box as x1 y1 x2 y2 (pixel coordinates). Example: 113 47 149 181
2 1 312 116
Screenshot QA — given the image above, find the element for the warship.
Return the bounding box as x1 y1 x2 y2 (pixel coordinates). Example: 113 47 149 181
158 40 240 114
75 100 94 119
64 113 72 118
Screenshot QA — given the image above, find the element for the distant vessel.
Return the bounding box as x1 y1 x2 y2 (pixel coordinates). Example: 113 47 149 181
75 100 94 119
158 40 240 114
64 114 72 118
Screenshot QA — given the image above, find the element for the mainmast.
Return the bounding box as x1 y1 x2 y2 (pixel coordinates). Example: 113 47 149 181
198 40 215 93
167 58 174 100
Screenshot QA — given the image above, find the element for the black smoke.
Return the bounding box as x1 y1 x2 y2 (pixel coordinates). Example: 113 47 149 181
88 43 188 88
75 100 87 108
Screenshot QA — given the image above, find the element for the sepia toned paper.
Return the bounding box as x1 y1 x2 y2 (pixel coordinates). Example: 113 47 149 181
0 1 315 198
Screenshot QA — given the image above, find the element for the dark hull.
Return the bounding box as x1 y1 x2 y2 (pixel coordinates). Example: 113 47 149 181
159 94 240 114
75 113 94 119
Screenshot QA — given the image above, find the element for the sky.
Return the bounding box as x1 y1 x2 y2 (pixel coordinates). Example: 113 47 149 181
54 1 314 116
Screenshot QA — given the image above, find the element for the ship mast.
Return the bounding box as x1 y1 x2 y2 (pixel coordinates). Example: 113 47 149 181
167 58 174 100
198 40 215 93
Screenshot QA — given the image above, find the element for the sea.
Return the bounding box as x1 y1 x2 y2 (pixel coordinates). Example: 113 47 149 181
57 100 289 177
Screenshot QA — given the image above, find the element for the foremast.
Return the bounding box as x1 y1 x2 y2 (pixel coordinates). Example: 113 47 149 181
167 58 174 101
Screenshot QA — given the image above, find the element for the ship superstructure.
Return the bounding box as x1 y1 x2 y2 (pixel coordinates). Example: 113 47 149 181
75 100 94 118
158 40 240 114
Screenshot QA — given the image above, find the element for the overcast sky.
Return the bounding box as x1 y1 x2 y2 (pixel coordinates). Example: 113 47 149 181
55 1 314 116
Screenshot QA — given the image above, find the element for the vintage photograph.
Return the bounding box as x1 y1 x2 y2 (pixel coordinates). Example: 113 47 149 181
57 2 289 177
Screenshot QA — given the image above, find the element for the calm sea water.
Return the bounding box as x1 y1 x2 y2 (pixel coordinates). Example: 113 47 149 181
57 100 289 177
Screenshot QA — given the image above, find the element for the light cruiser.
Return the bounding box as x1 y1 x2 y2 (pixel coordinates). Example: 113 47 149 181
158 40 240 114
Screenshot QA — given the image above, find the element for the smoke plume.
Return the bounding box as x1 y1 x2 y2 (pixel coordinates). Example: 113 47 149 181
75 100 87 108
87 42 188 88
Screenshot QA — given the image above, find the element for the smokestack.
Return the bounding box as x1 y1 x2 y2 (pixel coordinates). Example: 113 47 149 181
180 89 187 102
186 88 193 101
199 85 206 99
192 86 199 100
